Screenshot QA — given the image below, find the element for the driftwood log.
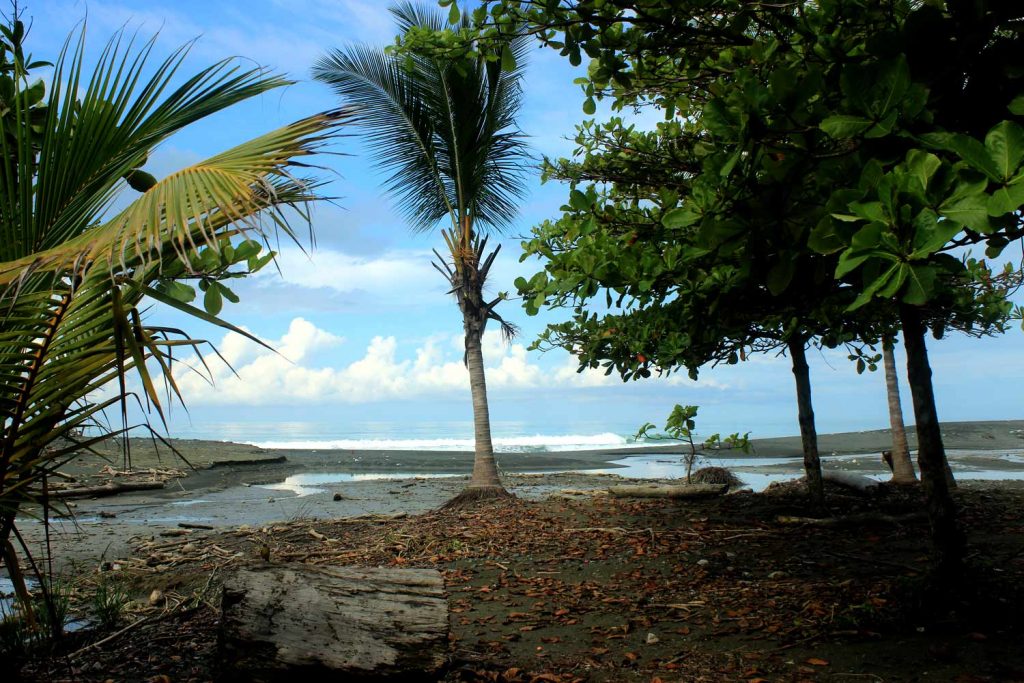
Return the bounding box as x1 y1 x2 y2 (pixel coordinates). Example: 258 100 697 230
821 471 882 493
48 480 165 499
607 483 728 499
219 563 448 681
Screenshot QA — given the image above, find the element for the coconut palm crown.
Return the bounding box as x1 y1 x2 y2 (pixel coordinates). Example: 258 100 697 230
313 2 530 503
0 17 349 559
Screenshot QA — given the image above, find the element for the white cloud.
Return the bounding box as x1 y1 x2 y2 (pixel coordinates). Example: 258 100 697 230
165 317 729 405
263 245 441 300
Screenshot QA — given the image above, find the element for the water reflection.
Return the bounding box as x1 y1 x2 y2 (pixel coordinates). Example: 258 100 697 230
261 472 461 496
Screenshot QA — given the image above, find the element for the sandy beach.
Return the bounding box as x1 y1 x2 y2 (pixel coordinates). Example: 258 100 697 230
7 419 1023 573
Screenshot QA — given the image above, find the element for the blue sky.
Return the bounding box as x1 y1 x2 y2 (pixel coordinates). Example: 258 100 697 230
23 0 1024 442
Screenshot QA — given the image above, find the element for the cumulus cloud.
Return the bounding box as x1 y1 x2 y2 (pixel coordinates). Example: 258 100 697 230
165 318 729 406
260 246 442 302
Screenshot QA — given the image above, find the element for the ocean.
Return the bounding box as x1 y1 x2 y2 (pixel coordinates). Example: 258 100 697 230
166 419 648 452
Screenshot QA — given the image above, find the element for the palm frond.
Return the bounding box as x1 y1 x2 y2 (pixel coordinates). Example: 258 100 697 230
313 2 530 235
0 19 350 550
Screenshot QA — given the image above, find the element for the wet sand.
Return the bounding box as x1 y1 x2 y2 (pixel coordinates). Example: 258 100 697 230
13 419 1024 571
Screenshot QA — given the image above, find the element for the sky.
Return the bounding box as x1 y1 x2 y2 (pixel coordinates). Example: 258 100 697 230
19 0 1024 442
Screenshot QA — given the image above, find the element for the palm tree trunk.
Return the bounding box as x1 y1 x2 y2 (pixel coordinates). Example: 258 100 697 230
443 250 512 508
464 326 501 489
899 304 964 580
882 339 917 484
787 335 824 508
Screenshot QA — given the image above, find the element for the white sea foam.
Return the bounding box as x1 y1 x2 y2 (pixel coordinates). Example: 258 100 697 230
246 432 635 452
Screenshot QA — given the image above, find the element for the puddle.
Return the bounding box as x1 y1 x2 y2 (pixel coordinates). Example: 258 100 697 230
260 472 462 496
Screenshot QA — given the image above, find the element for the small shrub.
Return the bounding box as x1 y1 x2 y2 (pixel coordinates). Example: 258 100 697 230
35 579 71 638
92 577 129 628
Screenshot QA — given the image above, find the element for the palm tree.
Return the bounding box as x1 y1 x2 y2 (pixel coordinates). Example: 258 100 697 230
313 3 529 504
881 337 917 484
0 17 347 611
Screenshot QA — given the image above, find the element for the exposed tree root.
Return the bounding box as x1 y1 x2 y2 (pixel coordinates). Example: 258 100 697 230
441 485 514 509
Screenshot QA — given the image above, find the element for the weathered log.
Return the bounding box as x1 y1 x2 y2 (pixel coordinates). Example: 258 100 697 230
821 471 882 493
219 563 448 681
48 480 164 499
607 483 727 499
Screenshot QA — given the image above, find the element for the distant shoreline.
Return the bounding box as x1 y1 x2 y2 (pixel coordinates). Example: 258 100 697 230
73 419 1024 478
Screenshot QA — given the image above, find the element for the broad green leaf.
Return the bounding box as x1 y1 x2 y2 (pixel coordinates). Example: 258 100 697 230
865 110 899 139
835 249 872 278
662 207 699 229
583 97 596 115
986 176 1024 216
848 201 887 224
569 189 589 211
904 149 942 194
808 221 845 254
877 263 909 298
910 208 961 258
927 133 1001 181
819 115 873 139
204 282 224 315
985 120 1024 180
939 176 991 232
849 221 887 251
161 281 196 304
448 1 460 24
903 264 938 305
869 58 911 118
1010 94 1024 116
720 150 741 177
501 44 517 72
766 258 795 296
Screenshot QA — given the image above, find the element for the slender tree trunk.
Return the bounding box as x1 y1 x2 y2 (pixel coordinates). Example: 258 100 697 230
464 327 501 489
442 239 511 507
787 336 824 507
899 304 964 579
882 338 917 484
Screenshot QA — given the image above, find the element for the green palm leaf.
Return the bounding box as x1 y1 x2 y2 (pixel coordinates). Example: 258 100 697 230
0 19 350 551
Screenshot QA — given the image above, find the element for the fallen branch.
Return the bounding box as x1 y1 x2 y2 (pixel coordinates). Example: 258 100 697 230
49 481 164 499
775 511 926 527
608 483 727 499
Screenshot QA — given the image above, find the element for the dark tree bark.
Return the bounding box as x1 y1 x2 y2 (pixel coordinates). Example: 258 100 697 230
899 304 964 579
787 335 824 507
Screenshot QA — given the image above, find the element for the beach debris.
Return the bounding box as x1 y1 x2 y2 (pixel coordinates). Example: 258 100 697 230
148 589 165 607
219 564 448 679
332 492 344 501
48 480 166 500
607 483 727 499
178 522 215 530
99 511 117 519
690 466 743 487
775 511 927 527
159 529 190 537
557 488 608 497
822 471 883 493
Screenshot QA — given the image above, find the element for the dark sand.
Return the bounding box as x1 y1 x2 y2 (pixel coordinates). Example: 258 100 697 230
12 420 1024 571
